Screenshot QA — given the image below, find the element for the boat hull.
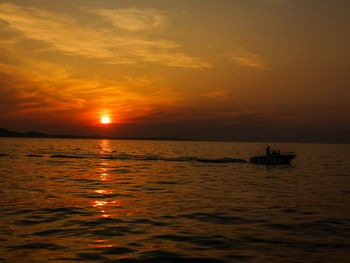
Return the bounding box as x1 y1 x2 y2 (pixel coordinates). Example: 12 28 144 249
249 154 296 165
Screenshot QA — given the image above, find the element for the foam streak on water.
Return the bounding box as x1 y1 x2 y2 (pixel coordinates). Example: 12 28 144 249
0 138 349 262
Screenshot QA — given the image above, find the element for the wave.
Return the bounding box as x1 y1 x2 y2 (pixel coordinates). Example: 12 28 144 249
27 154 44 157
50 154 85 159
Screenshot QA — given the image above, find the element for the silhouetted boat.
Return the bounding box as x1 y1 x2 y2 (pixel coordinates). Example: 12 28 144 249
250 152 296 165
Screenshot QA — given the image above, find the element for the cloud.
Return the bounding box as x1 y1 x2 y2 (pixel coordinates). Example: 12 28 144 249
173 108 299 125
0 65 83 116
93 8 166 32
0 3 210 68
0 47 182 124
230 49 270 70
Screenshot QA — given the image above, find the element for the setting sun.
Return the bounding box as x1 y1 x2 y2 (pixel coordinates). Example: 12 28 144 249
101 116 110 124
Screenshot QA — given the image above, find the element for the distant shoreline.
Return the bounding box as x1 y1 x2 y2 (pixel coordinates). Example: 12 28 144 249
0 127 348 144
0 127 187 142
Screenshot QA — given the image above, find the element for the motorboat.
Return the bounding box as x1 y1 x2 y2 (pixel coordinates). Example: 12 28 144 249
250 151 296 165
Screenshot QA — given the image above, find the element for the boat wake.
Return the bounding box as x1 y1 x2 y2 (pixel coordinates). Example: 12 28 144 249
100 153 247 163
1 152 247 163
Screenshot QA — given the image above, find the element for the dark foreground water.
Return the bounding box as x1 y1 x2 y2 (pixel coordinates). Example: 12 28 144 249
0 138 349 262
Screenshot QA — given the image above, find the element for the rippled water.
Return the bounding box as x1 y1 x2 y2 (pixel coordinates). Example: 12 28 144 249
0 138 349 262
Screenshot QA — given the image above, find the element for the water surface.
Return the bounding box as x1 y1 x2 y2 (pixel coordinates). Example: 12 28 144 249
0 138 349 262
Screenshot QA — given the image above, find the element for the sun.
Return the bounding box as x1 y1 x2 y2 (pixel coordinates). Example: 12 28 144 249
101 116 110 124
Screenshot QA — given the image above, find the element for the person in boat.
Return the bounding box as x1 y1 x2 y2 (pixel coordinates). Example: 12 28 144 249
266 146 270 156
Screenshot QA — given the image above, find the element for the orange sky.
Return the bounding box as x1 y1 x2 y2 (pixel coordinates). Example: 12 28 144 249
0 0 349 142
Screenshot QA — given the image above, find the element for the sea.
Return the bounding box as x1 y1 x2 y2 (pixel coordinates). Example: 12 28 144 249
0 138 349 262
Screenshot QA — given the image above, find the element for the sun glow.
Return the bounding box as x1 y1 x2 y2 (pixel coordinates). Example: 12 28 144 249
101 116 110 124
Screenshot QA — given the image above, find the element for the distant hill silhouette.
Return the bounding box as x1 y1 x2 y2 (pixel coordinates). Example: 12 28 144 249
0 127 80 139
0 128 184 141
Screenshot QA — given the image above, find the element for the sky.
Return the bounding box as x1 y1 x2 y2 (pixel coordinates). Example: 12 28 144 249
0 0 349 142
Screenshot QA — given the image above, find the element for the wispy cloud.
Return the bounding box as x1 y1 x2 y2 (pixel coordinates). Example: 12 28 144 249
92 8 166 32
0 61 84 114
0 49 182 123
230 49 270 70
0 3 210 68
